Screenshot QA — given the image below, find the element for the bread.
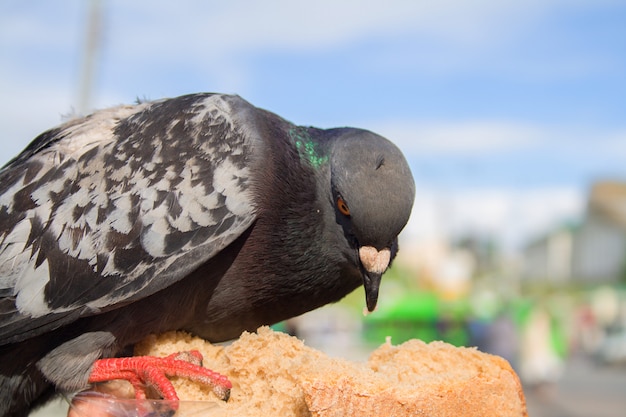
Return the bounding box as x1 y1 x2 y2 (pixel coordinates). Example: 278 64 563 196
132 327 527 417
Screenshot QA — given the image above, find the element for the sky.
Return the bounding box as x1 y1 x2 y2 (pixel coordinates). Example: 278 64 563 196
1 0 625 251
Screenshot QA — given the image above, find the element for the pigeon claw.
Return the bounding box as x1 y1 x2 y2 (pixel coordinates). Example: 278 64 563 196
88 351 232 403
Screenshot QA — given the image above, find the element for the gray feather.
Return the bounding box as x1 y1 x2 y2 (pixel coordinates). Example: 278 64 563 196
0 94 257 343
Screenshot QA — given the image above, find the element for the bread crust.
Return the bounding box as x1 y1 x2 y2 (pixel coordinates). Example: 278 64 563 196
133 327 528 417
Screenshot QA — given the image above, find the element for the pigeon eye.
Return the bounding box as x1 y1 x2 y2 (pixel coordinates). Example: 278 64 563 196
337 197 351 216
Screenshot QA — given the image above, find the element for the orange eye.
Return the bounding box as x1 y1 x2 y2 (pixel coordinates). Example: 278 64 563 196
337 197 350 216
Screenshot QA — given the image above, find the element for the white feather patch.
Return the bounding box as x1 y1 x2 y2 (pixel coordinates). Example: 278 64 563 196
14 257 52 317
213 160 250 217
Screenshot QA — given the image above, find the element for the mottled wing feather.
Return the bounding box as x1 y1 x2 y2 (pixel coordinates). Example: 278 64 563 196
0 93 258 344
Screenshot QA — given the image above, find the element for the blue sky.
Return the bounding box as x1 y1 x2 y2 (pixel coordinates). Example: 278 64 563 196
1 0 625 250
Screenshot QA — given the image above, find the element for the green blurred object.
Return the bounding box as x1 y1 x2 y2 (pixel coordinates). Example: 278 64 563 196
363 291 470 346
374 292 440 321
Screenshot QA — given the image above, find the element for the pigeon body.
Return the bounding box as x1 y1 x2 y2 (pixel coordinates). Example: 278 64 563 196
0 93 415 416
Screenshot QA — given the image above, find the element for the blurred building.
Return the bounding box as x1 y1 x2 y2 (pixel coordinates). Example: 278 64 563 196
523 181 626 284
573 182 626 283
523 225 574 284
396 238 475 300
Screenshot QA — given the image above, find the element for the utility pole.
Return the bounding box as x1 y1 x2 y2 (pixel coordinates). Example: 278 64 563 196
77 0 103 115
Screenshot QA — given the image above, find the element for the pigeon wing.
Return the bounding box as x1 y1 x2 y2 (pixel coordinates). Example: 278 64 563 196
0 93 260 344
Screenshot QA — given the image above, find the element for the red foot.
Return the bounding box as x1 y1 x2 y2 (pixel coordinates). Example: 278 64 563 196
88 351 231 402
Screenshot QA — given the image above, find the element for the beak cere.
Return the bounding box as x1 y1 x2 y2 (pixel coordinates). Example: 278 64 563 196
359 246 391 312
359 246 391 274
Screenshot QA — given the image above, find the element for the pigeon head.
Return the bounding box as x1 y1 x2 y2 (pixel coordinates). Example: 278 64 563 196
328 128 415 312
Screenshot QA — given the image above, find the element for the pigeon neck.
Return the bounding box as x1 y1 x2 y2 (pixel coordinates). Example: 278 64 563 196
288 127 328 169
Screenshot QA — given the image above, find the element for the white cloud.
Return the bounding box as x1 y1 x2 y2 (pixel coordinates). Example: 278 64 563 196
373 121 543 155
86 0 623 89
603 130 626 158
369 120 626 166
404 186 585 251
105 0 616 53
0 76 74 165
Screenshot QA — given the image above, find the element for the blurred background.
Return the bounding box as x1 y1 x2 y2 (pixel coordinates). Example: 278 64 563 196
2 1 625 416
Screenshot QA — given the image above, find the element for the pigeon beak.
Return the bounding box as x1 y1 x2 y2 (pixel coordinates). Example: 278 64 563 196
359 246 391 312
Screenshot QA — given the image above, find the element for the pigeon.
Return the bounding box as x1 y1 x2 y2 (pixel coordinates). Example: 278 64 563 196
0 93 415 416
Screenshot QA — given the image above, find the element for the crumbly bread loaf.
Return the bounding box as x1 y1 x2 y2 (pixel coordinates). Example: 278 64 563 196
304 339 527 417
134 327 528 417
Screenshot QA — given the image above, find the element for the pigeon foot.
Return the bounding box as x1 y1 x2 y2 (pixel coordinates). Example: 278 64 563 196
88 351 231 402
